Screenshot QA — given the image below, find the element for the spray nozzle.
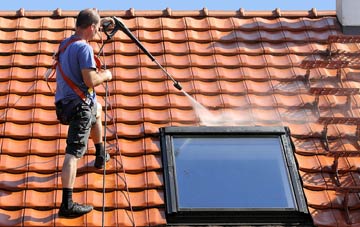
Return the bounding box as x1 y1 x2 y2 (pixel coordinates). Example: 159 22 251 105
173 82 182 91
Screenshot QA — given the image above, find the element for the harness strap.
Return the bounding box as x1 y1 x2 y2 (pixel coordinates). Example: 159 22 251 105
55 38 88 102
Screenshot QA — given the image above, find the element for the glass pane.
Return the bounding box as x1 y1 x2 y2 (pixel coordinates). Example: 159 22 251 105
173 137 296 209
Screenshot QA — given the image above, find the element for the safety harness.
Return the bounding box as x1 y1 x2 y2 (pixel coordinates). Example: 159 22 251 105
46 37 90 102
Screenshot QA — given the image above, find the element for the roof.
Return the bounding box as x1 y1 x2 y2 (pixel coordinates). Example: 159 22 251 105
1 7 360 227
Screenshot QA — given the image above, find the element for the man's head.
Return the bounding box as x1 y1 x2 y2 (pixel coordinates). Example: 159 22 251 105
75 8 100 40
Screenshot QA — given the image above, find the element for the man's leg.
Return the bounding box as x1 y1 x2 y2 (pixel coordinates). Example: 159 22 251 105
61 154 78 209
91 102 109 169
59 102 94 218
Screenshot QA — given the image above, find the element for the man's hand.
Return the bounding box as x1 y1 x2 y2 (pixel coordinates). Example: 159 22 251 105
100 17 115 31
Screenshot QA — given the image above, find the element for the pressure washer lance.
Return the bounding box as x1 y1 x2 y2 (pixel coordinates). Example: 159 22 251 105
103 16 183 91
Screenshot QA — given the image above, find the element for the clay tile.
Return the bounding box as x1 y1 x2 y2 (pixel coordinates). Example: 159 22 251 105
165 7 172 16
202 7 209 16
54 8 62 16
274 8 281 17
239 8 245 17
128 8 135 17
311 8 318 17
17 8 25 17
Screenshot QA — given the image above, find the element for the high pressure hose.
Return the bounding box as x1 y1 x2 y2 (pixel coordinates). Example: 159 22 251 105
103 16 183 91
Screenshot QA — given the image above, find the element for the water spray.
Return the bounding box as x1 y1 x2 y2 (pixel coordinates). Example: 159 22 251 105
103 16 182 91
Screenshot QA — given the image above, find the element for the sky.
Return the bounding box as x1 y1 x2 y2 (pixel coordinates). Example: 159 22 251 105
0 0 335 11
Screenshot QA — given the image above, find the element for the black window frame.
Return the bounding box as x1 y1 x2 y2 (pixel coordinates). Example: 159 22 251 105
160 126 313 225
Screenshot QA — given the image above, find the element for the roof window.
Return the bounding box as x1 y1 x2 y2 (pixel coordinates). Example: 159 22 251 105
160 126 313 225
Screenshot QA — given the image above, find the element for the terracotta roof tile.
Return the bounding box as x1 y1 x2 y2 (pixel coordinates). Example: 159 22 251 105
1 7 360 227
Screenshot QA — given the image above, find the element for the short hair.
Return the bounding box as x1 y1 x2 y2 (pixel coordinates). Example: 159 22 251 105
76 8 100 29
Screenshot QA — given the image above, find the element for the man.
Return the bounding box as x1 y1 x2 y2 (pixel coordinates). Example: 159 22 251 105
55 8 113 218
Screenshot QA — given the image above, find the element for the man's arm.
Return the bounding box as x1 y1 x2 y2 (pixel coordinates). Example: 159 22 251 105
81 69 112 88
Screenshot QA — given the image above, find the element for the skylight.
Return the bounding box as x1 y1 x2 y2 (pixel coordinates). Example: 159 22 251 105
160 126 312 225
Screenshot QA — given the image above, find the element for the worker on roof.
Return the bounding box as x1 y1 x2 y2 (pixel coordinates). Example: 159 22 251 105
55 8 113 218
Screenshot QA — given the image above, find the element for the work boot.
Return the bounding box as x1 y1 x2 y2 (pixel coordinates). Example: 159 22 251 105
58 202 93 218
94 152 110 169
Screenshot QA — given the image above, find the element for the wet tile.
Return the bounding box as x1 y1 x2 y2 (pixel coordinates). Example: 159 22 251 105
295 154 321 172
247 94 276 107
234 30 261 41
237 42 263 54
260 30 285 42
309 207 337 227
299 171 328 190
262 42 289 54
283 30 309 42
219 80 247 94
303 188 331 208
279 18 306 30
221 94 250 108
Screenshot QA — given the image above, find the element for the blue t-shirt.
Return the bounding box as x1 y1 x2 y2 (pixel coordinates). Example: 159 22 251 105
55 35 97 104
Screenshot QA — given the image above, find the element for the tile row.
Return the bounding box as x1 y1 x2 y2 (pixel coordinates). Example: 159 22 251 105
2 93 360 112
0 16 339 31
0 29 341 42
0 121 359 140
0 137 160 156
0 189 164 209
0 53 341 68
3 67 360 83
5 41 353 55
1 79 340 96
0 207 165 227
0 170 163 191
0 153 162 173
2 106 360 126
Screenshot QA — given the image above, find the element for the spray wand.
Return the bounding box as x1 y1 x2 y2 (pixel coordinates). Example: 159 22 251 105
103 16 182 91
